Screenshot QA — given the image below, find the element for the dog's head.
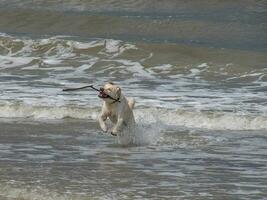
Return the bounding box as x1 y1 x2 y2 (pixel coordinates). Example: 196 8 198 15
98 82 121 103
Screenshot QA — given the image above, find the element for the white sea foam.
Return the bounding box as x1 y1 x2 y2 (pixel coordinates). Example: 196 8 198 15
0 34 134 59
197 63 209 68
0 103 99 120
0 55 35 68
111 59 155 78
0 103 266 131
68 40 103 49
135 108 267 131
43 59 62 65
104 39 121 53
100 39 138 57
116 121 165 146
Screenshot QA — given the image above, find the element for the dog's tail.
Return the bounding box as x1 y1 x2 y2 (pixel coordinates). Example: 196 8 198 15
127 98 135 110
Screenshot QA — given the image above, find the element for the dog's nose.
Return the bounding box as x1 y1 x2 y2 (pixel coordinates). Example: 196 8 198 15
100 87 104 92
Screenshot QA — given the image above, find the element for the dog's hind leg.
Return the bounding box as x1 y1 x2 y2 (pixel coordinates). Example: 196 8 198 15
127 98 135 110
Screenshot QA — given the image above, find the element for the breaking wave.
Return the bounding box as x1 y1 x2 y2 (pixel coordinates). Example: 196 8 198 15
0 103 266 131
0 33 266 133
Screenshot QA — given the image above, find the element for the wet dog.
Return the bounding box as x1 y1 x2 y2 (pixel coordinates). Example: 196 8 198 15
98 82 135 136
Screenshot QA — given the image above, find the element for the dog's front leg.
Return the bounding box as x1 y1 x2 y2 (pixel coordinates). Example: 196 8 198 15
99 114 108 132
111 117 124 136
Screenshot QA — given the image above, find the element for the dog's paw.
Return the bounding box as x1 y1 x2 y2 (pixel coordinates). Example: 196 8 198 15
110 131 117 136
100 127 107 133
107 128 117 136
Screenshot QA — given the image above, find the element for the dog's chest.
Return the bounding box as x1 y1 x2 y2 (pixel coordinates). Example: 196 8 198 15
107 111 118 123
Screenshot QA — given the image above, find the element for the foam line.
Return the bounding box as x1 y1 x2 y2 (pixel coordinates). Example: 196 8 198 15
0 103 266 131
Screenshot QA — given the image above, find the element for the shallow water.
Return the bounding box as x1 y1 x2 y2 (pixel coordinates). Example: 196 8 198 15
0 0 267 199
0 120 266 200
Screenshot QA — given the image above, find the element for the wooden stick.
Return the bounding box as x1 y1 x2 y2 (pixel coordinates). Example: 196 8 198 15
62 85 100 92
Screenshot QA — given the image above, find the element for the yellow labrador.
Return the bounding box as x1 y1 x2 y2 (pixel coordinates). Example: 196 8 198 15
98 82 135 136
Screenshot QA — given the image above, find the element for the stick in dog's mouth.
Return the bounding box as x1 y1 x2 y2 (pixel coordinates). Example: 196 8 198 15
62 84 120 103
62 85 100 92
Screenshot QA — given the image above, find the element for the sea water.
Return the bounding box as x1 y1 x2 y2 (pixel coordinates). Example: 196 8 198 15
0 1 267 199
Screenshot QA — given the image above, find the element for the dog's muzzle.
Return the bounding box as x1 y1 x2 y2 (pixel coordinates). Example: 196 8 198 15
98 87 121 104
98 88 109 99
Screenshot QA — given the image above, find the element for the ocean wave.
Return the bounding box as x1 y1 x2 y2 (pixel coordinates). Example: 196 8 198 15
1 1 266 51
1 33 266 120
1 103 266 131
0 103 100 120
139 108 267 131
0 33 136 59
1 33 266 82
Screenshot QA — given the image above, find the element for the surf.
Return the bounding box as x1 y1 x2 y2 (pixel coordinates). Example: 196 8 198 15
0 103 266 131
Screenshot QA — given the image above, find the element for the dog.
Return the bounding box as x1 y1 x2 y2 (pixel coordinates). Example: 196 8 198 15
98 82 135 136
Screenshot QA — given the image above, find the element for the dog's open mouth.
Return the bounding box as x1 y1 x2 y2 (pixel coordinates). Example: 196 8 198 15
98 91 109 99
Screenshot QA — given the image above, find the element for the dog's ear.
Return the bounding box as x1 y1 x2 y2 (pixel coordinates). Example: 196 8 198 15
116 87 121 97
